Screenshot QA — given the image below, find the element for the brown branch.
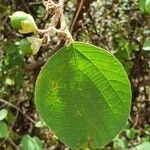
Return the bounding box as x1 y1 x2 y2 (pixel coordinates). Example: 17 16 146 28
7 137 20 150
70 0 96 33
0 99 36 124
70 0 84 33
21 0 31 13
41 0 73 43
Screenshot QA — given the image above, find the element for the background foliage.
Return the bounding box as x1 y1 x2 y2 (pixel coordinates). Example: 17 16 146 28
0 0 150 149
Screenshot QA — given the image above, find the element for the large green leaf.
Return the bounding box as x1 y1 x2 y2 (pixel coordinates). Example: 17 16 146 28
35 42 131 149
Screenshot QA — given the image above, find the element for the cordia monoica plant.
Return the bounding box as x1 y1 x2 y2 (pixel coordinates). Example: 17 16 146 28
10 1 131 149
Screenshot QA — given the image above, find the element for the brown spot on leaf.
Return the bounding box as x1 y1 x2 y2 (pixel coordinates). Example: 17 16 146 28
51 81 57 93
81 137 93 149
87 137 93 147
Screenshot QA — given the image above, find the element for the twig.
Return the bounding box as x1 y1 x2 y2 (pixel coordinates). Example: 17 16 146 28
7 137 20 150
40 0 74 43
21 0 31 13
50 6 62 27
23 47 58 71
59 0 74 42
0 99 36 124
70 0 84 33
1 103 20 149
29 2 42 5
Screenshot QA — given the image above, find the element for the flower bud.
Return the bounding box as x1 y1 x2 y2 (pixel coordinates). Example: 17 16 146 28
18 37 42 55
10 11 38 34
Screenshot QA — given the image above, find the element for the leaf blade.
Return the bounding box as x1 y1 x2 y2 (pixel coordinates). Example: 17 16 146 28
35 42 131 149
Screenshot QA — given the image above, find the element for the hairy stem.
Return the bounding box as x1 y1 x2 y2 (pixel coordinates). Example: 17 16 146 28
41 0 74 43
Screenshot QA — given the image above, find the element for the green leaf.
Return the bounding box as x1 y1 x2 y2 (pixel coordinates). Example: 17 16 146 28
35 120 47 128
114 138 128 149
3 41 23 67
143 38 150 51
131 142 150 150
0 4 10 14
139 0 146 11
140 136 150 143
138 0 150 14
19 39 32 55
35 42 131 149
0 109 8 121
21 135 43 150
0 121 8 138
126 128 136 140
18 37 42 55
21 135 34 150
33 137 43 150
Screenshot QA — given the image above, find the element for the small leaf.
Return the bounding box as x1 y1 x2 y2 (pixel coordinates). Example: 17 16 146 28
18 37 42 55
140 136 150 143
113 138 128 149
0 109 8 121
126 128 136 140
138 0 150 14
35 42 131 149
21 135 35 150
0 121 8 138
27 37 42 55
21 135 43 150
19 39 32 55
138 0 146 11
35 120 47 128
33 137 43 150
131 142 150 150
0 4 10 13
143 38 150 51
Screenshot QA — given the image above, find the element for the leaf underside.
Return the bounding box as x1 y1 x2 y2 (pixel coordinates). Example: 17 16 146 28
35 42 131 149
